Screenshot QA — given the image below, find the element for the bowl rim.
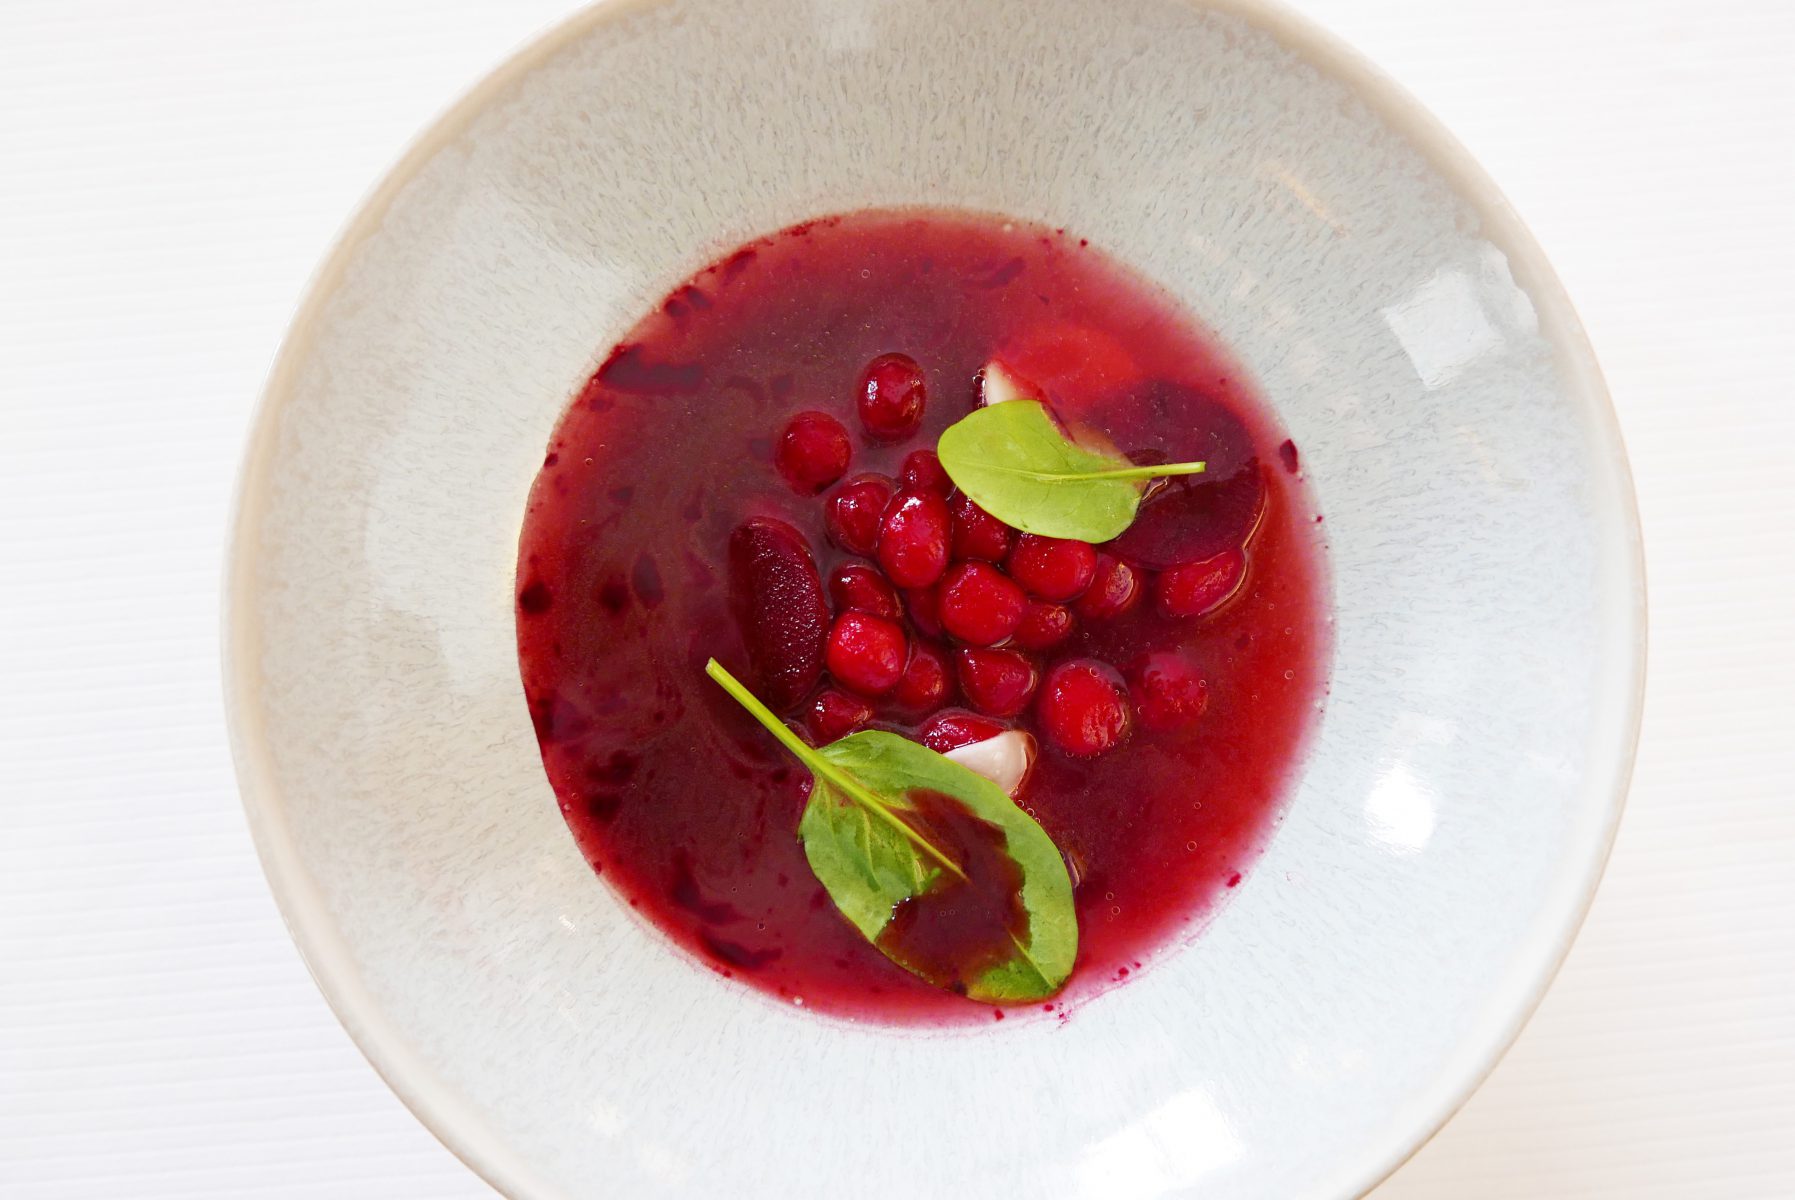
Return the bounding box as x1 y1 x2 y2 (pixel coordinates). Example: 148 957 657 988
222 0 1647 1196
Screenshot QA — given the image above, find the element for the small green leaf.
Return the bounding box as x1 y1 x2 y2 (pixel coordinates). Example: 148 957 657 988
706 659 1077 1003
797 780 938 940
937 399 1206 541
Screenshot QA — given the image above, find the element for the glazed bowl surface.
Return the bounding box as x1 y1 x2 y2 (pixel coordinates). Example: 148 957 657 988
226 1 1644 1196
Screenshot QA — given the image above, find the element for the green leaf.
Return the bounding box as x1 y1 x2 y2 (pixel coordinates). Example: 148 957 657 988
937 399 1206 541
797 778 938 941
707 659 1077 1003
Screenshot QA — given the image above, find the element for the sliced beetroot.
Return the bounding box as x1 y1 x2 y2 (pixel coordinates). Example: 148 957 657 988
1103 379 1267 569
727 517 829 710
1107 461 1266 570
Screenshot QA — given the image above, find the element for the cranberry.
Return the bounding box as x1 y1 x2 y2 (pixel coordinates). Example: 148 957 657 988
825 611 908 696
1013 600 1075 651
1128 650 1209 732
857 353 927 439
898 448 952 494
893 641 953 711
1007 533 1097 601
1072 553 1141 621
904 584 944 639
828 562 901 620
809 689 875 743
877 488 952 588
727 517 828 710
955 647 1038 717
1038 659 1132 758
1156 547 1246 618
950 493 1014 562
774 410 851 495
918 709 1009 754
823 473 894 555
937 561 1026 647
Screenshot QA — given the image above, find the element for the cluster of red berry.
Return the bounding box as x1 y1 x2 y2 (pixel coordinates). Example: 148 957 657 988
735 353 1245 762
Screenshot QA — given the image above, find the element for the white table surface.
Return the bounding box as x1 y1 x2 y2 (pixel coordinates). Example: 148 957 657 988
4 1 1792 1196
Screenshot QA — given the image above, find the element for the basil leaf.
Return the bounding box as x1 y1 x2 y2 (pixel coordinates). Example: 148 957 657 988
937 399 1206 542
707 660 1077 1002
797 777 939 940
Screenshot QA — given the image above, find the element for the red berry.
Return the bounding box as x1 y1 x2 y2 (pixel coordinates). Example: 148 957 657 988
857 353 927 440
918 709 1009 753
1127 650 1209 732
898 448 952 494
1038 659 1132 758
1072 553 1141 621
727 517 828 710
825 611 908 696
950 493 1014 562
809 689 875 743
893 641 953 711
1007 533 1097 601
937 561 1026 647
774 410 851 495
955 647 1038 717
877 488 952 588
904 584 944 639
1156 547 1246 618
824 473 893 555
1013 600 1075 651
828 562 901 620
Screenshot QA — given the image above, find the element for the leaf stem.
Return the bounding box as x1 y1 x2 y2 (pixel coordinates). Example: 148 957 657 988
971 460 1206 484
1086 460 1207 482
705 659 966 880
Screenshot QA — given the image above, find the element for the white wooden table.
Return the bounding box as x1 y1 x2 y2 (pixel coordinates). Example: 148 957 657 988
4 2 1791 1195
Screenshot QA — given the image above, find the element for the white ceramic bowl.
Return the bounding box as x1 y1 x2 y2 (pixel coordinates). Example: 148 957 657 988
225 1 1644 1196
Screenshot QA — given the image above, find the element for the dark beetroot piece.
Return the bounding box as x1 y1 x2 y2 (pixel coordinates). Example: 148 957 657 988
950 493 1014 562
1012 600 1075 651
1071 553 1141 622
774 410 852 495
1157 546 1247 619
898 448 952 494
937 561 1026 647
1038 659 1132 758
858 353 928 439
1128 650 1209 732
516 209 1326 1025
893 641 953 712
824 473 894 555
877 488 953 588
828 561 902 620
1007 533 1097 601
810 689 876 743
726 517 829 710
918 709 1011 754
826 610 908 697
955 647 1039 717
